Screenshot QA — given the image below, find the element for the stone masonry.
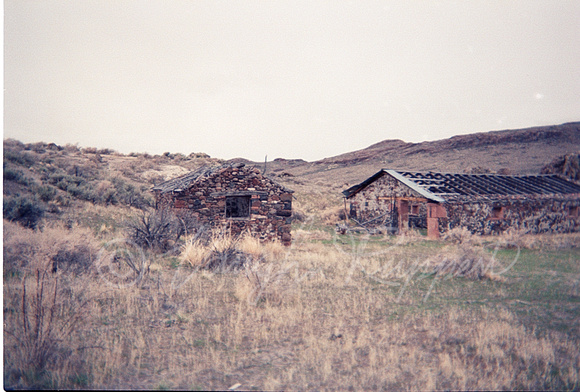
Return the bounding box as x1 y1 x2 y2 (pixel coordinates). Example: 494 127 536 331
153 163 293 245
344 169 580 238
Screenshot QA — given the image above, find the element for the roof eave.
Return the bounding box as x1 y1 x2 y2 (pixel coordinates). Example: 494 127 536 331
383 170 446 203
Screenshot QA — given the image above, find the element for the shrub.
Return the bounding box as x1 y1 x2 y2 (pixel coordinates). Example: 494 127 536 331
4 150 37 167
203 231 248 270
180 236 211 268
3 167 35 187
4 268 98 388
180 231 283 272
3 221 99 276
36 185 58 202
51 244 95 274
321 205 346 225
126 209 199 252
111 178 152 209
26 142 47 154
443 226 476 245
4 196 46 229
291 206 307 222
97 148 116 155
3 222 100 388
431 245 502 281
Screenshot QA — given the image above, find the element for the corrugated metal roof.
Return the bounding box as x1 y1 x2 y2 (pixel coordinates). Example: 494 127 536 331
385 170 445 202
343 169 580 202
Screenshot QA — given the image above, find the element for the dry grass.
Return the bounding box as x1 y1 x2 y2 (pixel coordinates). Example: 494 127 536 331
430 244 504 281
494 229 580 250
4 219 580 390
443 226 479 245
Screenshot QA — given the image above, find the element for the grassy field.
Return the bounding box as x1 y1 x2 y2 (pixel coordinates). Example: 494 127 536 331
3 139 579 390
4 218 579 390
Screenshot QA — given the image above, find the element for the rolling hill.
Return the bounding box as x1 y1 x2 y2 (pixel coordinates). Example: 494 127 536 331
262 122 580 189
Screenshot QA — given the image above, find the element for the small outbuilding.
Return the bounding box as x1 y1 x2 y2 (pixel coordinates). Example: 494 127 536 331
152 163 294 245
343 169 580 238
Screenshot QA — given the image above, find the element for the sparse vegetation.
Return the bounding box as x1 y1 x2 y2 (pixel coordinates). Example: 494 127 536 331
3 138 580 390
3 195 46 229
126 208 199 253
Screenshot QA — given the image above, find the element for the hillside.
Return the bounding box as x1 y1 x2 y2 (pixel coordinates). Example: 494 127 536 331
265 122 580 190
4 121 579 226
3 125 580 390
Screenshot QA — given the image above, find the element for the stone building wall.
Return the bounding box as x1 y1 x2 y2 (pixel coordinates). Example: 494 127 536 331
347 172 580 236
348 173 428 229
155 165 293 245
441 195 580 235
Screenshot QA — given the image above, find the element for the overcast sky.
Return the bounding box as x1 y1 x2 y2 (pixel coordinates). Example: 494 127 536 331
4 1 580 161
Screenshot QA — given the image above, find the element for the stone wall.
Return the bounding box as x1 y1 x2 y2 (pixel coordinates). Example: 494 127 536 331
441 195 580 235
347 172 580 236
155 165 293 245
347 172 428 229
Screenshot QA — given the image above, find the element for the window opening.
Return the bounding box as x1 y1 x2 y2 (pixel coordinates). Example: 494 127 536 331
491 206 504 219
225 196 251 218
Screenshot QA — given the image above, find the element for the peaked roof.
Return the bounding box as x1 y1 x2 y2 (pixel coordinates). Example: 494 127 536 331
343 169 580 202
151 162 293 194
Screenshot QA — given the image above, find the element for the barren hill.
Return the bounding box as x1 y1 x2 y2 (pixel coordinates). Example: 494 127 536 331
263 122 580 189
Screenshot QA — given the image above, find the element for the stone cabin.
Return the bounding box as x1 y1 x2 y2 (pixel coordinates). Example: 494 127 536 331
343 169 580 239
152 163 294 245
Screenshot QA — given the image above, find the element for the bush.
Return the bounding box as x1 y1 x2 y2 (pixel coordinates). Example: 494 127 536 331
181 230 284 272
126 209 199 252
4 196 46 229
4 150 37 167
443 226 476 245
4 268 99 388
25 142 47 154
3 167 35 187
51 244 95 274
3 221 100 387
46 170 152 208
36 185 58 202
111 177 152 209
3 221 99 276
430 245 503 281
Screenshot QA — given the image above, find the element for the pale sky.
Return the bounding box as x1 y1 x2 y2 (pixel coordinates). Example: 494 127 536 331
4 1 580 161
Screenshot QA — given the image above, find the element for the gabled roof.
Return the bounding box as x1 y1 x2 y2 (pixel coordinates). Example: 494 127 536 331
151 162 293 194
343 169 580 202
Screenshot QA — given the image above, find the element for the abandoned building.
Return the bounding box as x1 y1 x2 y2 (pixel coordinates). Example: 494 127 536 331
343 169 580 238
152 163 294 245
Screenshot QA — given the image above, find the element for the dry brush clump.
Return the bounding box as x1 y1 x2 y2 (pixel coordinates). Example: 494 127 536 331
3 220 100 276
180 230 287 272
3 221 107 389
443 226 478 245
126 208 199 253
430 244 504 281
496 230 580 250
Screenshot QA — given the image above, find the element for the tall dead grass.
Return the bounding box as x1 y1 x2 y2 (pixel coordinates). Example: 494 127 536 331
3 220 108 388
4 220 579 390
180 230 286 271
